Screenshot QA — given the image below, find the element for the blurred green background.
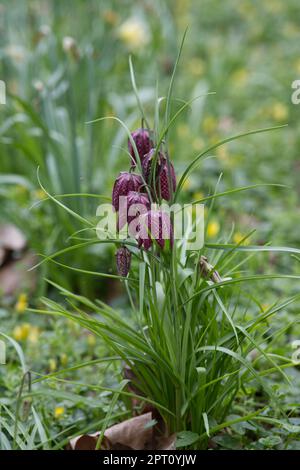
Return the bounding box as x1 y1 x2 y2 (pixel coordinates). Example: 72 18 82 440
1 0 300 296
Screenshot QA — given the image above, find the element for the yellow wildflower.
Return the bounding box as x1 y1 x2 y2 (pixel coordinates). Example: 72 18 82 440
49 358 57 372
192 191 204 201
203 116 217 134
87 334 96 347
60 353 68 366
271 103 288 122
15 293 28 313
207 221 220 238
233 232 249 245
231 68 248 87
33 189 46 200
118 18 149 50
294 58 300 75
13 323 30 341
54 406 65 419
181 178 191 191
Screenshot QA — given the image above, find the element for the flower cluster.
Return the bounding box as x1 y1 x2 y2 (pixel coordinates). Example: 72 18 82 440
112 128 176 276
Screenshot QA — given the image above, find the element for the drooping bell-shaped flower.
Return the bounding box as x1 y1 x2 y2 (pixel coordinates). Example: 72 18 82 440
122 190 151 236
142 148 159 184
159 159 176 201
116 246 131 277
118 191 151 231
112 172 143 211
142 149 176 201
127 191 151 224
137 209 173 251
128 128 152 167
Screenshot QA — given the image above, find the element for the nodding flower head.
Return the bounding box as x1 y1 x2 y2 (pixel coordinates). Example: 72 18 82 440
142 149 176 201
159 159 176 201
142 148 160 183
112 172 144 211
116 246 131 277
128 128 153 167
118 190 151 230
127 191 151 224
137 209 173 251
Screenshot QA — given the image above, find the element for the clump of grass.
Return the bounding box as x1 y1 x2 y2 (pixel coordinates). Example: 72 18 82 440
31 41 300 449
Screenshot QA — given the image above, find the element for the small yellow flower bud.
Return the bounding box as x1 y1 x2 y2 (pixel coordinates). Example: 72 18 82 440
13 323 30 341
60 353 68 366
87 334 96 347
49 358 57 372
54 406 64 419
207 221 220 238
233 232 249 245
15 293 28 314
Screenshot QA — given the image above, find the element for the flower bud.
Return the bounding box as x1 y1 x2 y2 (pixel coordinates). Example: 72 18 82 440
112 172 143 211
159 159 176 201
142 149 176 201
116 247 131 277
128 128 152 166
142 148 159 183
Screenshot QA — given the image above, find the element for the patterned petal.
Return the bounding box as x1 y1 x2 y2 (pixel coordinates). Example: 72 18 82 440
116 247 131 277
128 128 152 166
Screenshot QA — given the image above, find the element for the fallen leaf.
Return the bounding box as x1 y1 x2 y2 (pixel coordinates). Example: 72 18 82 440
67 412 175 450
0 248 5 266
156 433 176 450
0 224 26 252
68 433 111 450
0 252 37 296
105 413 153 450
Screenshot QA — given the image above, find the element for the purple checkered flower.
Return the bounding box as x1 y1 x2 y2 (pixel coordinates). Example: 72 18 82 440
159 159 176 201
142 149 176 201
118 191 151 231
137 209 173 251
116 246 131 277
112 172 144 211
128 128 153 167
127 191 151 224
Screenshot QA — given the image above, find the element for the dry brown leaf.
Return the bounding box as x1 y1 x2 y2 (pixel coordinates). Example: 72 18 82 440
0 252 37 296
156 433 176 450
105 412 153 450
67 412 175 451
68 433 111 450
68 434 98 450
0 224 27 252
0 248 5 266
